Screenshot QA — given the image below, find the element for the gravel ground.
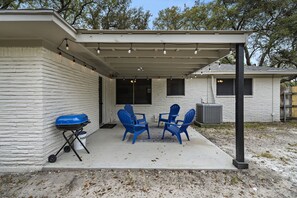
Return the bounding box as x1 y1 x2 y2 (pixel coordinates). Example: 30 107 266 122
0 122 297 198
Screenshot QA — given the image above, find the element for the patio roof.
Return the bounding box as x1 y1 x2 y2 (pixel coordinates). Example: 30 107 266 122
195 63 297 76
0 10 251 78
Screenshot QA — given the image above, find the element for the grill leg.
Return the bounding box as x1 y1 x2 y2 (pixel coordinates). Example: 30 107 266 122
55 133 75 156
63 131 82 161
72 130 90 154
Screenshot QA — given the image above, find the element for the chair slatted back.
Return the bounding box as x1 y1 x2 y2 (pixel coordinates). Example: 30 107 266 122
124 104 137 123
180 109 196 131
118 109 134 131
168 104 180 123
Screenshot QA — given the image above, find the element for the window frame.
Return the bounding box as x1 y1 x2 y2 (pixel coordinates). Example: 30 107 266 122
216 78 253 96
166 78 185 96
116 79 152 105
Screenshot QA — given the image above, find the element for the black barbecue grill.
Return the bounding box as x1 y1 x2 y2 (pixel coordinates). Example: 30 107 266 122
48 114 91 163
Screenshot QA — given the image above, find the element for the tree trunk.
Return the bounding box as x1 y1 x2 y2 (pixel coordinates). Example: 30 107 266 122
244 45 251 66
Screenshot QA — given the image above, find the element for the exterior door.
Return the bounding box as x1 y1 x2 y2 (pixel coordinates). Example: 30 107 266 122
99 77 103 125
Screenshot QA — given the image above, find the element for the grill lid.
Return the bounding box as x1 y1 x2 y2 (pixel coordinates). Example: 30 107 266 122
56 114 89 126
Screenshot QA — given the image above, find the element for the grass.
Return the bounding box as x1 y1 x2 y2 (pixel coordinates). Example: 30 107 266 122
279 157 291 164
256 152 275 159
230 176 241 185
288 143 297 147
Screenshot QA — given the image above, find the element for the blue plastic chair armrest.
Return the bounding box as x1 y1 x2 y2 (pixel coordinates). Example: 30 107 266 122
171 114 179 117
134 124 146 127
135 113 145 116
165 122 181 127
159 113 169 115
175 120 184 124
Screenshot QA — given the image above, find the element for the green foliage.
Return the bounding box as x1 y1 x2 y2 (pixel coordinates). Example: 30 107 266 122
153 0 297 68
0 0 151 29
84 0 151 29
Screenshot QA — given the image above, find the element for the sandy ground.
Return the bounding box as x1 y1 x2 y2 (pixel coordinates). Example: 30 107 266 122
0 122 297 198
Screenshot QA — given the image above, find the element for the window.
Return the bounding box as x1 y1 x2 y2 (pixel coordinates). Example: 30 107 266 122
216 78 253 96
116 79 151 104
167 79 185 96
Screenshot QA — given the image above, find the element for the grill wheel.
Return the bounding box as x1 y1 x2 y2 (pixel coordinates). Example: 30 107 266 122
64 146 71 153
48 155 57 163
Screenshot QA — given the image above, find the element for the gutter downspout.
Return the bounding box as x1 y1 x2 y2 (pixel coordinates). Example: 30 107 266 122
211 75 216 104
271 75 274 122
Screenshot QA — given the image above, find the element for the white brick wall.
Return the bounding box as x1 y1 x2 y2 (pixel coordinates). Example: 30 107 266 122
215 77 280 122
0 47 44 171
41 48 99 163
0 47 99 172
111 77 281 123
114 78 210 123
102 78 116 124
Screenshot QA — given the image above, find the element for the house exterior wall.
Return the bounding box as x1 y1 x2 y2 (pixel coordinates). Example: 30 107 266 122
102 77 116 124
0 47 44 172
0 47 99 172
41 48 99 164
214 77 281 122
111 76 281 123
113 78 214 123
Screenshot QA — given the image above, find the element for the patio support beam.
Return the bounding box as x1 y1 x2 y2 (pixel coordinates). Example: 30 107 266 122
233 43 249 169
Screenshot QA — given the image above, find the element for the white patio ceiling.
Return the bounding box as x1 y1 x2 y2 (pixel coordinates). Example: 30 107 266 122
76 30 250 78
0 10 251 78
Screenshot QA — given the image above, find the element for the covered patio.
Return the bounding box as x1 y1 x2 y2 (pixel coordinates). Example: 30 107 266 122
0 10 250 171
44 125 236 170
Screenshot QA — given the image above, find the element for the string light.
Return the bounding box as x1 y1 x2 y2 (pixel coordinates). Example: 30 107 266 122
194 43 199 54
163 43 166 55
66 39 69 50
128 43 132 54
57 44 97 73
97 43 101 54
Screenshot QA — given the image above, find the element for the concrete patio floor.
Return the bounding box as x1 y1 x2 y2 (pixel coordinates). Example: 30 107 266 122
44 124 236 170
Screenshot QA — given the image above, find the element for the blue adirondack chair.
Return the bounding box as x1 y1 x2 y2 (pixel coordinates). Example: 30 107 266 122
124 104 147 124
117 109 150 144
162 109 196 144
158 104 180 127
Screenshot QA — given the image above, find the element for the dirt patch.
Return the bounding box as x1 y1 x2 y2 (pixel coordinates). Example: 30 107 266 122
0 122 297 197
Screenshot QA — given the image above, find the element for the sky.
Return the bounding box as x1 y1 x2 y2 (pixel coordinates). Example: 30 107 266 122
131 0 212 29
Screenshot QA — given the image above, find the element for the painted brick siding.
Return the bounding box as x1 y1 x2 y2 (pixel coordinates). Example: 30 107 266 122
0 47 44 171
114 78 209 123
111 77 280 123
102 78 116 124
41 48 99 163
215 77 280 122
0 47 99 171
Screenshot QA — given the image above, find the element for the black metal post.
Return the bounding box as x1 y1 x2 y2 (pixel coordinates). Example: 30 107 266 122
233 43 249 169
